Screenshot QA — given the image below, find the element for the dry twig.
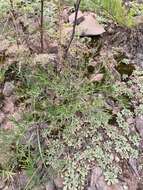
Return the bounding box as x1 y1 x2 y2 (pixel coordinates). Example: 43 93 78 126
40 0 44 53
65 0 81 55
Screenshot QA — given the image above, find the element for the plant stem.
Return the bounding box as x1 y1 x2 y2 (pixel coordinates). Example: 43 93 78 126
58 0 63 66
65 0 81 55
40 0 44 53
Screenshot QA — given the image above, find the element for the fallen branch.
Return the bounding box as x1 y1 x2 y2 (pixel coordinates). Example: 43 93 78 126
65 0 81 55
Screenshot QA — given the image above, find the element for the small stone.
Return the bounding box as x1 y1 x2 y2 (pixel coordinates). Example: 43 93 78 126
90 73 104 82
0 112 5 124
3 82 15 97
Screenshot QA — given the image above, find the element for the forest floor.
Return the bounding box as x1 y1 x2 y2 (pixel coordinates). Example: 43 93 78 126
0 2 143 190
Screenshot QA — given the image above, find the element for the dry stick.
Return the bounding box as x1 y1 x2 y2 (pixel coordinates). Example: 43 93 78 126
65 0 81 55
40 0 44 53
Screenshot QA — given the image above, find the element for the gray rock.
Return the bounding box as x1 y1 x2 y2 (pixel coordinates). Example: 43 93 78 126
69 10 84 24
3 82 15 97
77 13 105 37
66 12 105 37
